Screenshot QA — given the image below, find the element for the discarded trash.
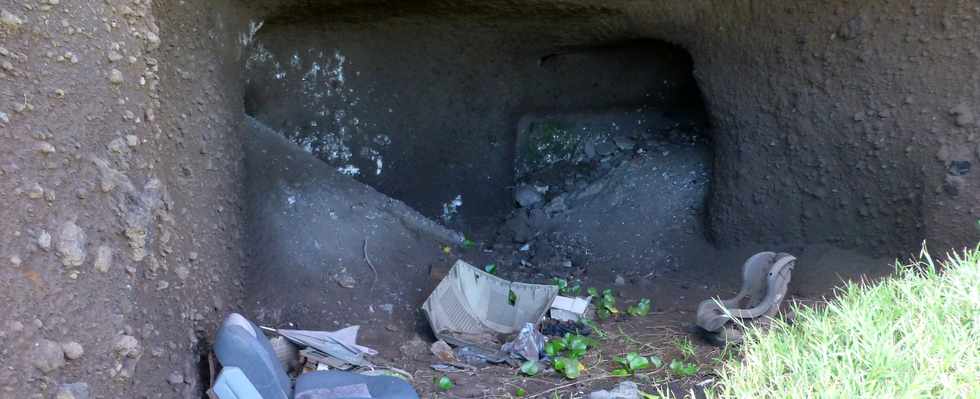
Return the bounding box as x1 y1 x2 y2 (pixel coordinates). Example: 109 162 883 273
422 260 558 347
212 313 419 399
431 363 477 373
210 367 263 399
454 344 512 365
540 319 592 337
550 295 591 322
696 252 796 345
268 336 300 372
588 381 640 399
261 325 377 369
501 322 546 361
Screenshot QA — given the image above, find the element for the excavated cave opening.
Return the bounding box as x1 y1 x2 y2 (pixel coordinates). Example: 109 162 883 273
237 2 900 362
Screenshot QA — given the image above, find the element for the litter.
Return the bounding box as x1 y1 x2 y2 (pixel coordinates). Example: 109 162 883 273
421 260 558 347
211 313 419 399
696 252 796 345
261 325 377 369
550 295 591 322
500 322 546 362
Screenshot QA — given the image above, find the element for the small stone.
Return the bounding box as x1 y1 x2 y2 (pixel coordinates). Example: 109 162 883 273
0 9 25 29
38 231 52 250
514 185 543 208
36 141 56 154
951 103 976 127
113 335 141 358
9 255 21 267
145 31 160 51
55 383 89 399
0 60 12 71
125 135 139 146
0 111 8 123
25 183 43 199
157 280 170 290
334 269 356 288
188 251 198 261
107 137 127 153
94 246 112 273
166 371 184 385
61 341 84 360
174 266 189 280
107 50 123 62
31 339 66 373
109 69 124 84
57 221 87 267
614 275 626 286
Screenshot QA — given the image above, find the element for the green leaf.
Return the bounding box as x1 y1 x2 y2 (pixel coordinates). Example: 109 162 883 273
484 263 497 275
552 278 568 290
627 298 651 317
554 357 582 379
610 368 631 377
649 355 663 369
627 353 651 370
508 290 518 306
544 340 566 357
520 360 541 376
668 359 699 377
597 308 611 320
436 376 454 391
461 238 476 249
587 287 599 297
515 387 527 397
567 337 588 358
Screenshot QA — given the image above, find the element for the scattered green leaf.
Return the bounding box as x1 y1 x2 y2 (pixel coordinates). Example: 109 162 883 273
552 277 581 296
508 290 518 306
668 359 699 377
520 360 540 376
627 298 652 317
581 318 608 339
461 238 476 249
612 352 655 375
515 387 527 397
484 263 497 275
587 287 599 297
544 340 566 358
553 357 583 379
649 355 663 369
436 376 454 391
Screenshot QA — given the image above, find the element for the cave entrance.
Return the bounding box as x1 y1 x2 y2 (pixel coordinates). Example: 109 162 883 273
238 8 896 396
243 16 714 260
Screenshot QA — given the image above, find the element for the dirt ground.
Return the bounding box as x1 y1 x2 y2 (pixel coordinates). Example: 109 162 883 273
1 1 979 398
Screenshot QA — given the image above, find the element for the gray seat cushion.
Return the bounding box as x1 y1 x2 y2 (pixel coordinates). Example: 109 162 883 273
294 371 418 399
214 313 292 399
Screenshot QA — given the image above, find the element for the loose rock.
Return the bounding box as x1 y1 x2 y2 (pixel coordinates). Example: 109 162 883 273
57 221 87 267
0 9 24 29
62 341 84 360
31 339 66 373
515 185 543 208
38 231 52 250
109 69 124 84
113 335 141 358
166 371 184 385
94 246 112 273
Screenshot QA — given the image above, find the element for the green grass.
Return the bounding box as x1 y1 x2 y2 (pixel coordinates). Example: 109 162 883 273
710 246 980 399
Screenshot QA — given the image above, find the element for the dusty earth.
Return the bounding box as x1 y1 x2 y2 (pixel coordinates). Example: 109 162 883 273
2 0 979 398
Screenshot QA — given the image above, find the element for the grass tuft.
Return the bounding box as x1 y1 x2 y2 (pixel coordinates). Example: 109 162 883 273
710 245 980 399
